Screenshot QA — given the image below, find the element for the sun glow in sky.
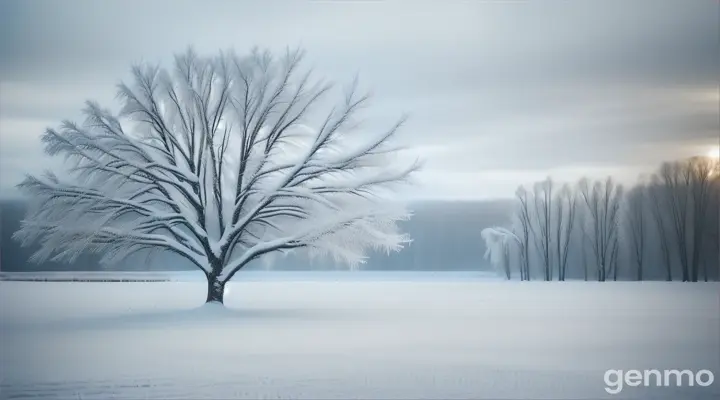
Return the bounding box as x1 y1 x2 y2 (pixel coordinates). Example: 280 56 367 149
707 145 720 160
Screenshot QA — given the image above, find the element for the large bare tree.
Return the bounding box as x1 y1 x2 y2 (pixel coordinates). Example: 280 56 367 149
13 48 420 304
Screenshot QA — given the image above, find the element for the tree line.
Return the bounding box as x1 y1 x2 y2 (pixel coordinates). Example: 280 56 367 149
485 156 720 282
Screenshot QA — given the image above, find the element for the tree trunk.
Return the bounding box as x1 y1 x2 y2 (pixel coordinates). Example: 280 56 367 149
206 274 226 304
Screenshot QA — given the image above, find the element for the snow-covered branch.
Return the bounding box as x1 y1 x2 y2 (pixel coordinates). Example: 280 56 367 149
16 47 418 290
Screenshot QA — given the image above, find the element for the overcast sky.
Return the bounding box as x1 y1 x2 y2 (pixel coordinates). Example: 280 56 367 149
1 0 718 199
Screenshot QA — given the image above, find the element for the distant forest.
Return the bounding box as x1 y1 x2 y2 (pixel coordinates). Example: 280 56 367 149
484 157 720 282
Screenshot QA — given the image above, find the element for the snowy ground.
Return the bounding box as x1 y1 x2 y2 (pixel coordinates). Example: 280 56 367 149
1 274 718 399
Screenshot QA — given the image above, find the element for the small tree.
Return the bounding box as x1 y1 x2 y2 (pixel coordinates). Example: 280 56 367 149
13 48 420 305
481 227 520 280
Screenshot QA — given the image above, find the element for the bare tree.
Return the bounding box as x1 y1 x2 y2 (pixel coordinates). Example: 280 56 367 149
625 183 647 281
581 230 590 281
577 203 592 281
658 161 692 281
13 48 420 305
532 178 554 281
653 157 717 282
514 186 533 281
688 157 716 282
554 184 576 281
578 177 623 282
610 233 620 281
707 164 720 281
648 178 674 281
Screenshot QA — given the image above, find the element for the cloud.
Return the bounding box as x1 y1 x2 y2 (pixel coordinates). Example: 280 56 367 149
0 0 717 198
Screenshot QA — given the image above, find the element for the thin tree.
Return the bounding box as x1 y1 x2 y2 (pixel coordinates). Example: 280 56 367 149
578 177 623 282
554 184 576 281
688 157 716 282
13 48 420 305
648 178 674 281
610 233 620 281
581 230 590 281
577 203 591 281
626 183 647 281
658 161 692 281
532 178 554 281
515 186 533 281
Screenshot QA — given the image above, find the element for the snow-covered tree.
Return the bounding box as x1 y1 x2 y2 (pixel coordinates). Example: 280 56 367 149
13 48 421 304
481 227 521 280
